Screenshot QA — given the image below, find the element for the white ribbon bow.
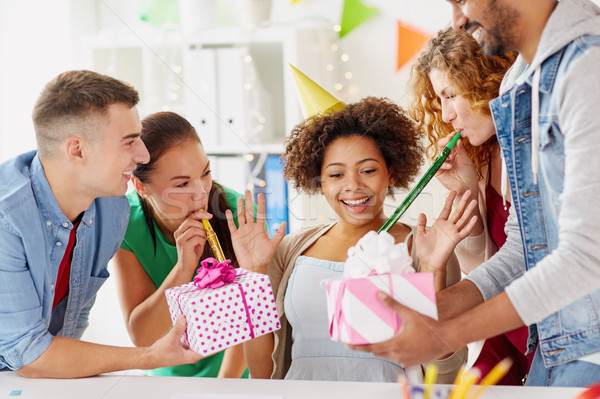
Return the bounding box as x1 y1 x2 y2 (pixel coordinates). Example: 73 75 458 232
343 230 414 278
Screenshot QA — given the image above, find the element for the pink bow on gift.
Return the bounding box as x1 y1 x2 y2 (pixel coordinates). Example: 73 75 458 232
193 257 237 289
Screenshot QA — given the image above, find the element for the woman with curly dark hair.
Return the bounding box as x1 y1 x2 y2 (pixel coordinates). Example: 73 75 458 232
408 28 530 385
241 96 477 382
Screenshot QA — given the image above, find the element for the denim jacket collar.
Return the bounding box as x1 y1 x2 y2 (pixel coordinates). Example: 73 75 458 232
29 154 95 230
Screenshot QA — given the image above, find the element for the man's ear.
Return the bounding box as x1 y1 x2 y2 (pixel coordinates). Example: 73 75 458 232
64 136 84 162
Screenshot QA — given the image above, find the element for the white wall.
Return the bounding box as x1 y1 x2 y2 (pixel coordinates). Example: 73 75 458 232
0 0 97 161
271 0 453 104
3 0 600 163
0 0 453 163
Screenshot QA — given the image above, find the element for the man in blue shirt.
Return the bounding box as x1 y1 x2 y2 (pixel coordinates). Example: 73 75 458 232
350 0 600 387
0 70 202 378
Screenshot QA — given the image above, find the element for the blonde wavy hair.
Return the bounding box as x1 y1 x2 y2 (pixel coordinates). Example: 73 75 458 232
408 27 517 176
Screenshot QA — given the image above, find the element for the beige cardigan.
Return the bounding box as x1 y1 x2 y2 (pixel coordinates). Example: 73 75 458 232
267 223 466 382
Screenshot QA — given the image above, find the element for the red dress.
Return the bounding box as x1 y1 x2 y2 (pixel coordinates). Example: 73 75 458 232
470 184 534 385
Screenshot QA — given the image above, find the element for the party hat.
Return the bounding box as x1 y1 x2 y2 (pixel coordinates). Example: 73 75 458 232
288 64 346 118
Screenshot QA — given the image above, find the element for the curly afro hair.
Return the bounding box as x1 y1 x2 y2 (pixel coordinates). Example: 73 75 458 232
282 96 424 195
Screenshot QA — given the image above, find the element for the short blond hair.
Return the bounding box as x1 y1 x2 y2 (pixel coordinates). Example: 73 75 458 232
32 70 139 158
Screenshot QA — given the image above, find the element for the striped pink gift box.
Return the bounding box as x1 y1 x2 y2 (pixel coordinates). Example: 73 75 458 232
165 269 280 356
325 272 437 345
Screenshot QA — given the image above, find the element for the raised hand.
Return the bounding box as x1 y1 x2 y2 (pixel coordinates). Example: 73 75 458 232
173 210 211 275
436 137 479 197
415 191 478 289
226 190 286 274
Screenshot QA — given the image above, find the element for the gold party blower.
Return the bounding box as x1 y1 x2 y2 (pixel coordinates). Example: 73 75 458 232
201 214 226 263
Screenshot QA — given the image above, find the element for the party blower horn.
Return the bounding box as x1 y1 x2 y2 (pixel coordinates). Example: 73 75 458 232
378 131 462 233
200 213 226 263
288 63 346 118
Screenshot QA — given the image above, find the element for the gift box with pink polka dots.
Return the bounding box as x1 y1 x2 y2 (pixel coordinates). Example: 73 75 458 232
165 269 280 356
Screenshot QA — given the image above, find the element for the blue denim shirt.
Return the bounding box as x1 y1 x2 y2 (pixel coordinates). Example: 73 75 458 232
489 36 600 367
0 151 129 370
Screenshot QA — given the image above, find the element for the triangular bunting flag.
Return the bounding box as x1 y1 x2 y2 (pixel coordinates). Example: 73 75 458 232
396 21 431 71
339 0 379 39
139 0 180 26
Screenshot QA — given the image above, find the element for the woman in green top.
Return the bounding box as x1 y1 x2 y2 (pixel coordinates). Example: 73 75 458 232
112 111 284 377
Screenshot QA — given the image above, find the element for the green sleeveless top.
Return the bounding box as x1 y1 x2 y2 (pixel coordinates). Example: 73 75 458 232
121 186 249 378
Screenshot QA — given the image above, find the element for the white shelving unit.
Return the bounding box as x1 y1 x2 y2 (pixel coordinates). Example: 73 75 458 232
181 25 340 148
81 25 188 118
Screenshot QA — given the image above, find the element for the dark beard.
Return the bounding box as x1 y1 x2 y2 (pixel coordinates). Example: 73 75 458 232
470 1 520 56
480 30 511 56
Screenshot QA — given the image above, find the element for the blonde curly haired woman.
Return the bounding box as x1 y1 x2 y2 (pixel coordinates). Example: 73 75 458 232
408 27 530 385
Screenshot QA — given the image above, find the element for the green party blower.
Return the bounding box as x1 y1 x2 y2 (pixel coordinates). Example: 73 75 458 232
378 131 461 233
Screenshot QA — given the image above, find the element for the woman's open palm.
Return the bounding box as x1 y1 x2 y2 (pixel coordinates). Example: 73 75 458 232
226 190 286 274
415 190 478 274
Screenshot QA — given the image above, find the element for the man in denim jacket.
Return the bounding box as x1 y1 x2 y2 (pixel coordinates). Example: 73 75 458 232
0 70 202 378
350 0 600 386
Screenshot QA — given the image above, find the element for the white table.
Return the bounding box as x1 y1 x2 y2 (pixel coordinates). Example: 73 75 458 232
0 371 585 399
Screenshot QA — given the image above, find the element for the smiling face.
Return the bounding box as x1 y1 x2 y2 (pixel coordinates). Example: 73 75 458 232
429 67 496 147
320 135 394 226
84 103 148 198
138 139 212 231
448 0 520 56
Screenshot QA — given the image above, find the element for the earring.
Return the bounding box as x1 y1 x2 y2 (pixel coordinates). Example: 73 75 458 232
142 193 148 199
